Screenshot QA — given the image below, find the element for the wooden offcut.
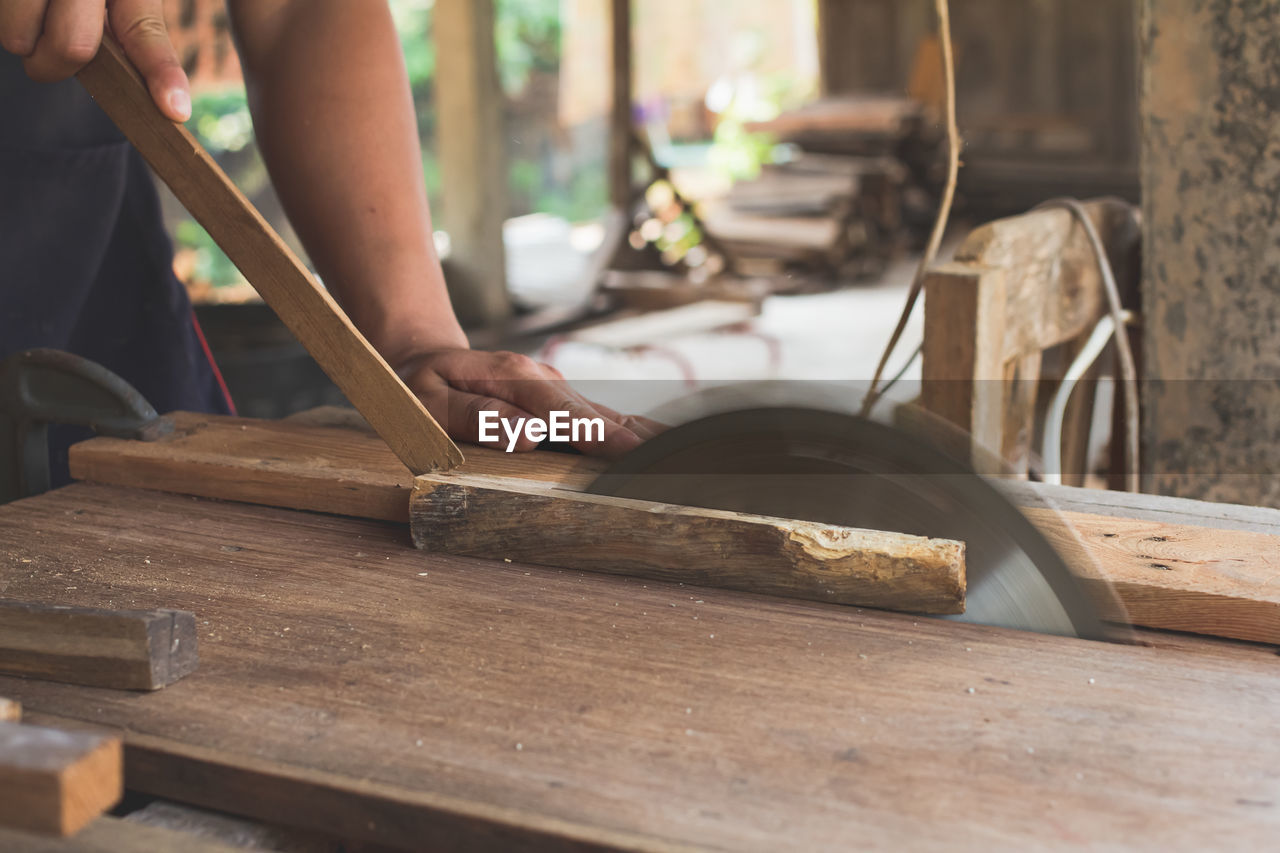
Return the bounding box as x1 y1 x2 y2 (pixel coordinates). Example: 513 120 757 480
0 602 197 691
75 38 463 476
0 697 19 722
0 485 1278 850
0 722 121 837
411 472 967 614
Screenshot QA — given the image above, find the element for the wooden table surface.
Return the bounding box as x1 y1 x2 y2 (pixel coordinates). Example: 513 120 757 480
0 484 1277 851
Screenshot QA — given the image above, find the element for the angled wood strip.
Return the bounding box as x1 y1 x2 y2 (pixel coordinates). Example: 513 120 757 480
76 38 462 475
70 412 602 523
0 721 121 836
1028 508 1280 645
0 602 197 691
411 472 966 614
0 485 1278 851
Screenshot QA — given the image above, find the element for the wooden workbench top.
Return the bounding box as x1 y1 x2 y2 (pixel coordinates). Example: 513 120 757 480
0 484 1277 851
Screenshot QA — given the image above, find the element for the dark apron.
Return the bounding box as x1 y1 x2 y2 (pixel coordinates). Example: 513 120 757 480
0 53 233 486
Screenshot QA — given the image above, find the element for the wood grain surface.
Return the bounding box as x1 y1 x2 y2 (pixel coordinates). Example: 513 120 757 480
76 39 463 475
1030 508 1280 645
0 485 1277 851
0 722 122 836
0 602 197 691
70 412 602 523
412 472 966 614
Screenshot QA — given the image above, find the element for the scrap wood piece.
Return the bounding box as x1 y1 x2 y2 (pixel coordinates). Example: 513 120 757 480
411 472 965 614
0 601 197 691
69 411 603 523
1028 508 1280 645
0 697 19 721
0 721 121 836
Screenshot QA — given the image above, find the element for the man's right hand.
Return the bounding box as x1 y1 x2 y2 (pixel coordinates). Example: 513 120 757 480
0 0 191 121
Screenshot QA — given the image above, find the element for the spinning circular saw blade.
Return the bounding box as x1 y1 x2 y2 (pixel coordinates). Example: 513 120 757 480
587 406 1119 641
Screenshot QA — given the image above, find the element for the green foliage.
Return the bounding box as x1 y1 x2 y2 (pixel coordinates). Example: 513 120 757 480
175 219 242 287
173 0 599 294
494 0 561 94
188 88 253 154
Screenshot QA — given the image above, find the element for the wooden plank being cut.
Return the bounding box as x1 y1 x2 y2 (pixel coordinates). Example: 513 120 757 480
411 472 966 614
76 38 463 475
0 722 121 836
70 411 602 523
0 485 1278 850
0 602 197 691
71 413 1280 642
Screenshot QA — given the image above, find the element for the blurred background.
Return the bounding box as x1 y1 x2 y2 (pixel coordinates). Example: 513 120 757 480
158 0 1138 421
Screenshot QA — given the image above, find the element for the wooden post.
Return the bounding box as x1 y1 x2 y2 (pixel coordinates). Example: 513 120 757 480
434 0 513 328
1141 0 1280 508
921 264 1008 474
608 0 633 210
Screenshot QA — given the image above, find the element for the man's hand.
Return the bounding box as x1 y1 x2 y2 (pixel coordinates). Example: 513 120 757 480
0 0 191 121
400 349 660 458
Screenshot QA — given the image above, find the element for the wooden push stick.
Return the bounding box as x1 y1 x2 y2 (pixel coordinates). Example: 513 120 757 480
0 721 122 836
75 37 463 475
411 472 967 614
0 601 198 691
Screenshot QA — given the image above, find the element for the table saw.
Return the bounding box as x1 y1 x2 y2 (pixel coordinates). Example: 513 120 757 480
0 408 1277 851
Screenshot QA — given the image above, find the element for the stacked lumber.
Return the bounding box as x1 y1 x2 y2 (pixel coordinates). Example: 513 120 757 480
708 96 944 279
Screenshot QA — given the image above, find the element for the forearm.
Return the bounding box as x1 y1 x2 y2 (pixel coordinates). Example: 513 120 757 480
226 0 466 365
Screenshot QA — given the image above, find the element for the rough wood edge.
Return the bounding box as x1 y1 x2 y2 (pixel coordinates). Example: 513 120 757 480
410 472 966 614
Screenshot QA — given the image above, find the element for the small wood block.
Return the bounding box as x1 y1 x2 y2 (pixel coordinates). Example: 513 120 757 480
0 722 122 836
0 602 198 691
0 697 19 722
411 472 966 614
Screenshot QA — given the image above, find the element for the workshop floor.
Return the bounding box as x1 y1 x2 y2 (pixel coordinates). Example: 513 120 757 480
536 247 939 419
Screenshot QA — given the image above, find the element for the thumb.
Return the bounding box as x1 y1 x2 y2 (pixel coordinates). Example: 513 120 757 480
107 0 190 121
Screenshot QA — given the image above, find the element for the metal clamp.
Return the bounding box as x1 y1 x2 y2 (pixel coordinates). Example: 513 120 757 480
0 349 172 503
